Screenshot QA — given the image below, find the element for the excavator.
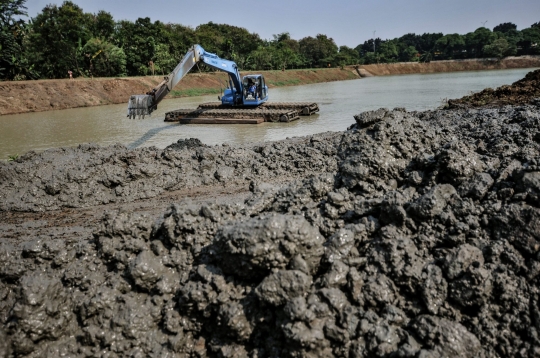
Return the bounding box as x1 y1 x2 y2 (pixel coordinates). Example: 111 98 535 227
127 44 319 124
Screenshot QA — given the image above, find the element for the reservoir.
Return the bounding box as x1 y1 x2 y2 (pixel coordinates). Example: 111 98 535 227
0 68 537 159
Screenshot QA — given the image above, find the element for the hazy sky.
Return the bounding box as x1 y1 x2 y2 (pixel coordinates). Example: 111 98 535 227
22 0 540 48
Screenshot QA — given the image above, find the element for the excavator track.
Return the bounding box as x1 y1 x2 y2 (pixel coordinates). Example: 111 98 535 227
198 102 320 115
165 108 300 124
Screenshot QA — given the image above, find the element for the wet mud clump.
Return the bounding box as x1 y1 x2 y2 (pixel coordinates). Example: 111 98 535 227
448 68 540 108
1 99 540 356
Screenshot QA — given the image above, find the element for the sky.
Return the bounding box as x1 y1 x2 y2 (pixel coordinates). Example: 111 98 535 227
22 0 540 48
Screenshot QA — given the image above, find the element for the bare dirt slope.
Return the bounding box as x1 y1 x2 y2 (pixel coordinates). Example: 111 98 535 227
358 56 540 76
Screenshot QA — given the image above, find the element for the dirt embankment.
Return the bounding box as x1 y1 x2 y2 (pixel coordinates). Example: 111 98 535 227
357 55 540 76
1 68 540 356
1 69 357 116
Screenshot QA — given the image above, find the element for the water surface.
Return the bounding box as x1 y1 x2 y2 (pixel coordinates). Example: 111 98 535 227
1 68 536 159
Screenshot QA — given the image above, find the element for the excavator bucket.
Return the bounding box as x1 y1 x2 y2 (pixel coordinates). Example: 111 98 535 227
127 94 155 119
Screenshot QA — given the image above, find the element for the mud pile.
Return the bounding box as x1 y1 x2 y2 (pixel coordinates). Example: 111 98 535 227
0 132 340 212
448 68 540 108
1 102 540 357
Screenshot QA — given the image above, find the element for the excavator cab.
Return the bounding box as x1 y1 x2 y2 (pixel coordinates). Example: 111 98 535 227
241 75 268 106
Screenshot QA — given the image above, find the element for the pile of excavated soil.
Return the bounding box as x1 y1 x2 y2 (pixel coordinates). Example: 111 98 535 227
1 100 540 357
448 68 540 108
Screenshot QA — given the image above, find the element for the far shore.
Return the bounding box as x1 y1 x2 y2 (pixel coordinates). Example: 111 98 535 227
2 56 540 116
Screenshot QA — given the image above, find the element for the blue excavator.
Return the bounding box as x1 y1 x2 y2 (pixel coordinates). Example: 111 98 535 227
127 44 318 122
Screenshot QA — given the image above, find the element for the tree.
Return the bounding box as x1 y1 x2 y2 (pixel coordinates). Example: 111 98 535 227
400 46 419 62
27 1 93 78
395 34 420 61
247 44 274 70
90 10 115 40
519 26 540 55
153 43 176 75
82 38 126 77
273 32 300 53
115 18 158 76
416 33 444 53
0 0 26 24
435 33 465 59
0 0 37 79
336 45 359 67
483 38 512 59
493 22 517 33
377 41 399 63
299 34 338 68
362 52 377 64
195 22 262 69
355 38 383 57
160 23 197 68
355 33 443 64
467 27 497 57
11 1 539 79
419 51 433 63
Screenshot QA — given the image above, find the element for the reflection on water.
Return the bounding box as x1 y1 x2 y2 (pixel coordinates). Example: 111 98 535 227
1 68 537 159
127 124 179 150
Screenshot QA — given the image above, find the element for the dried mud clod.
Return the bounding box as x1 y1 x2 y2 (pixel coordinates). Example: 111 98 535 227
1 74 540 356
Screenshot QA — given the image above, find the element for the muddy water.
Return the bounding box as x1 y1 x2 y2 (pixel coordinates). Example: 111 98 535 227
0 68 537 159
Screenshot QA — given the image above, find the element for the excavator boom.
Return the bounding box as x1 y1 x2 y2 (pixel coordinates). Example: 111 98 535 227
127 44 245 119
127 45 203 118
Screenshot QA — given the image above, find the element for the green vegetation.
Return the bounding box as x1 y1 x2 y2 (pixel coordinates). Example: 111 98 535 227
1 0 539 80
0 0 38 80
170 88 221 97
267 79 301 86
356 24 539 64
7 154 18 161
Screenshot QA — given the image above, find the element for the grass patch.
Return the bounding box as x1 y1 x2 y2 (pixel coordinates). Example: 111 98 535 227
268 79 301 87
170 88 221 97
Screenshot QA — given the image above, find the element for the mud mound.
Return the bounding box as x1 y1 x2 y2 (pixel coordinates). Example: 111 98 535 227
165 138 207 151
448 68 540 108
1 103 540 357
0 132 341 212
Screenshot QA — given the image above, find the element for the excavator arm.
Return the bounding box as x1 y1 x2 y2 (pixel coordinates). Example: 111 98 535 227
127 44 243 119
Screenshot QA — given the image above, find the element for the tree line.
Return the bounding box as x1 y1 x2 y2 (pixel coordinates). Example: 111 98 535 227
1 0 539 80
